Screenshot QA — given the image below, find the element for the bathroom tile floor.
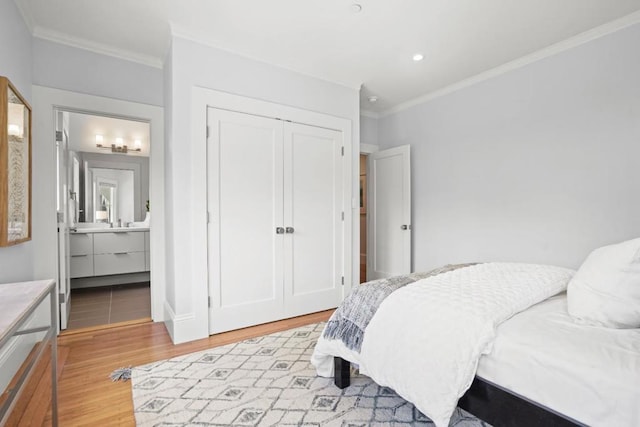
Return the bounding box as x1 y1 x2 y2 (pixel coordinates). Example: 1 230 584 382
67 282 151 330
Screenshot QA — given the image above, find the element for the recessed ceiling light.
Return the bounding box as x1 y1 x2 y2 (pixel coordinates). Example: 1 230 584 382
368 96 378 103
413 53 424 62
351 3 362 13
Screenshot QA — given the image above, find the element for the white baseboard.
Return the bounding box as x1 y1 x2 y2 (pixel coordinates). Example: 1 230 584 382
162 301 176 342
162 301 204 344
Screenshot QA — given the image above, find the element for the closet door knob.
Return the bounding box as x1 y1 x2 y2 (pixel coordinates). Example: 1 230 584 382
276 227 285 234
286 227 295 234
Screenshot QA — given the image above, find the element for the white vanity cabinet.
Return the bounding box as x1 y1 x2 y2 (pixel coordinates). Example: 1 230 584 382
69 229 150 279
70 233 94 278
94 232 146 275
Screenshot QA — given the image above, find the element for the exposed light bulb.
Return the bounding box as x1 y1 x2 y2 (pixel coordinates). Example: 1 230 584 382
134 139 142 149
115 137 124 147
95 134 104 145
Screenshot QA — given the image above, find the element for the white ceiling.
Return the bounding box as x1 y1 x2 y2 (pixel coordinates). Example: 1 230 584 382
16 0 640 113
67 112 150 157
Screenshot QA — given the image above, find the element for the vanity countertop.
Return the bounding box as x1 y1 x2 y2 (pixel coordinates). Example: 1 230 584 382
71 227 149 234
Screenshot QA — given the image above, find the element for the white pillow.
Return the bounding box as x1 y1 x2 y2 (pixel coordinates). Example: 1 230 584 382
567 238 640 328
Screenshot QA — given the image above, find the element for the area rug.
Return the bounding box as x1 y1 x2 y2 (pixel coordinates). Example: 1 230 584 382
131 323 490 426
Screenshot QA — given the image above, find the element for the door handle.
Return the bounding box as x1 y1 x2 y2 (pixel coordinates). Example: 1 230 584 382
285 227 295 234
276 227 285 234
401 224 411 230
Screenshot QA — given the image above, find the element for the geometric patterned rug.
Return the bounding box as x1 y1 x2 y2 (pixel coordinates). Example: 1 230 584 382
131 323 491 426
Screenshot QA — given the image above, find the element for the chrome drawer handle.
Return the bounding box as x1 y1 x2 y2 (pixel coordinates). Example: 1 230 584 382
114 252 129 255
71 254 87 257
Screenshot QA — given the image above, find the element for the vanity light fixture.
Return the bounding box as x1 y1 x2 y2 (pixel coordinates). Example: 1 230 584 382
95 134 142 154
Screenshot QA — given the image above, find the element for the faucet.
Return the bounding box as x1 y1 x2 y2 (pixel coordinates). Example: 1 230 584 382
117 218 122 228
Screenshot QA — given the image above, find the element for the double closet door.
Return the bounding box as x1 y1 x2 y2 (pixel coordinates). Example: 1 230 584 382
207 108 344 334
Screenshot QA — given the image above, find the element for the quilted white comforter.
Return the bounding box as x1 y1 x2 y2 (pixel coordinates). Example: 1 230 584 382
313 262 574 427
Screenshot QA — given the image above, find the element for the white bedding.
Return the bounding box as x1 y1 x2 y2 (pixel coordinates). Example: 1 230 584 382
313 262 573 427
477 292 640 427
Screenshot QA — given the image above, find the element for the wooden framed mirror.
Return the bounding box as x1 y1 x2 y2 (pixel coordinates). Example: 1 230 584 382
0 76 32 246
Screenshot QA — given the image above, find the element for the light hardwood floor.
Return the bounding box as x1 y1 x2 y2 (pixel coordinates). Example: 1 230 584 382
46 310 333 426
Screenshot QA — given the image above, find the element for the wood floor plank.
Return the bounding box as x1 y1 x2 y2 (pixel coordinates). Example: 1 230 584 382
29 309 333 426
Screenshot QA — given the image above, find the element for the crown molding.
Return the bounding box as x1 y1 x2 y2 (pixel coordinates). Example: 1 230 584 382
32 27 164 69
380 10 640 118
359 109 380 119
170 24 362 91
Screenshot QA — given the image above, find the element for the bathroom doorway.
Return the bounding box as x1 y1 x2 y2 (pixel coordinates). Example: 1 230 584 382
360 154 368 283
55 109 152 331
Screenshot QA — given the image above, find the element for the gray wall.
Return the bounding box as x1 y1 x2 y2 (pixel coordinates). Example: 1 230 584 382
360 114 379 146
0 0 34 282
378 23 640 272
33 38 164 107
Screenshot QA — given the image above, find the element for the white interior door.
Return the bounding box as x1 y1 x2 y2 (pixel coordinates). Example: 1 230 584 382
283 122 343 317
56 111 71 330
368 145 411 279
208 108 285 334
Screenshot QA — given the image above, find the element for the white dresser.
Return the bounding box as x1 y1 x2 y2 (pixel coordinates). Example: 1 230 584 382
0 280 58 425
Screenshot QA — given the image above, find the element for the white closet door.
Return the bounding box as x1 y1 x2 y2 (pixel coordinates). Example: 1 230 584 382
208 108 284 334
283 122 343 317
368 145 412 279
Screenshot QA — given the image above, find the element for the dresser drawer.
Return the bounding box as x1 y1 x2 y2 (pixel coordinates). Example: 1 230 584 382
94 252 145 275
69 233 93 256
70 254 94 278
93 232 144 254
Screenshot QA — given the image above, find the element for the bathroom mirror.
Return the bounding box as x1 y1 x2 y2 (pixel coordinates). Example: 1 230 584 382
95 176 117 223
85 167 135 224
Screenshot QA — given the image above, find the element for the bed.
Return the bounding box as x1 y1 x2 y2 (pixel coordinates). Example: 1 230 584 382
311 256 640 427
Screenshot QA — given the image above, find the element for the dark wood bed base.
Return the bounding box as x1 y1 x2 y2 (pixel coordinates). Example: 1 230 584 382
333 357 585 427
